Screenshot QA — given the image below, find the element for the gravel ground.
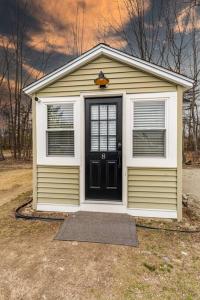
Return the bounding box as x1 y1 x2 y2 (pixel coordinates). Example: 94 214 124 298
183 167 200 200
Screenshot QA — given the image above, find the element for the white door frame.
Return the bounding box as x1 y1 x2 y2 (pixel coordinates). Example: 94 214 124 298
79 91 127 208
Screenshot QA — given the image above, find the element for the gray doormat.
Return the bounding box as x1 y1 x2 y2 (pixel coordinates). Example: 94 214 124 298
55 211 138 247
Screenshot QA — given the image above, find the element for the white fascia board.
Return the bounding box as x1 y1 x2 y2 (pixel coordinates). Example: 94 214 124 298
101 47 194 89
23 44 194 95
23 45 104 95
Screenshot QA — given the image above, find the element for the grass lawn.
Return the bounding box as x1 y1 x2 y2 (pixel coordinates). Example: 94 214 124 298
0 163 200 299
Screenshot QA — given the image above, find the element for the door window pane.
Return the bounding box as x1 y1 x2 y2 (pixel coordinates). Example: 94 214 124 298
108 136 116 151
91 121 99 135
108 121 116 135
91 105 99 120
108 105 116 119
100 136 107 151
100 105 107 120
90 104 117 152
91 136 99 151
100 121 107 135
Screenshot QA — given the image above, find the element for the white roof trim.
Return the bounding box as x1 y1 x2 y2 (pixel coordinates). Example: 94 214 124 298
23 44 194 95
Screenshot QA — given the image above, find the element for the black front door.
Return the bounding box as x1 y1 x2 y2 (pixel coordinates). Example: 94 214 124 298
85 97 122 201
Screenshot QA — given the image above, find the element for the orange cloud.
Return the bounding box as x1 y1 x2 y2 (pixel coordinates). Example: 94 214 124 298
174 5 200 33
0 35 15 50
23 63 45 81
27 0 150 56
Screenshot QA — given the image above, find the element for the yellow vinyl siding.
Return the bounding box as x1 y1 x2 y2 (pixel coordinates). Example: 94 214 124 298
37 165 79 206
32 54 182 217
128 168 177 211
36 55 176 97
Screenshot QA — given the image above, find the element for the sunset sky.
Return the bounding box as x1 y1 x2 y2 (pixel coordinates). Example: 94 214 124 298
0 0 199 83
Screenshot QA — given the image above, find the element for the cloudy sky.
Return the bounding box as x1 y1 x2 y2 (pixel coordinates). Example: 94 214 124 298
0 0 128 79
0 0 199 84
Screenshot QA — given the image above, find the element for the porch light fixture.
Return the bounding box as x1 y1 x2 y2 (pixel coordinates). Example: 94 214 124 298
94 71 109 88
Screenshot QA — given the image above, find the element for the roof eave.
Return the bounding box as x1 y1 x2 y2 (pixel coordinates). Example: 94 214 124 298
23 44 194 96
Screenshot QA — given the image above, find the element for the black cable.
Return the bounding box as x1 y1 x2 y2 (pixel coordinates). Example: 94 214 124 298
136 223 200 233
15 198 200 233
15 198 65 222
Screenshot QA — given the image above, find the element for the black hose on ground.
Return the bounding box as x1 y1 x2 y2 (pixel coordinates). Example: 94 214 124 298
15 198 65 222
15 198 200 233
136 223 200 233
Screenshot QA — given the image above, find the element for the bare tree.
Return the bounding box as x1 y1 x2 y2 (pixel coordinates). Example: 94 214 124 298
0 0 51 160
159 2 192 72
98 0 165 62
68 1 86 56
186 4 200 153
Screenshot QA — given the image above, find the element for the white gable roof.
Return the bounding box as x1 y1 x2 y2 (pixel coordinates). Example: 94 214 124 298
23 43 194 95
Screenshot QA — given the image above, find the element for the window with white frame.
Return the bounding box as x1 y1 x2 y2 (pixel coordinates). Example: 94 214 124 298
132 100 166 157
46 103 74 156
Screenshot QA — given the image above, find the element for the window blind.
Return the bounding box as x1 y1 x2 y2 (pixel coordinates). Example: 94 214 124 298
47 104 73 128
47 131 74 156
133 101 165 128
133 100 166 157
47 103 74 156
133 130 165 157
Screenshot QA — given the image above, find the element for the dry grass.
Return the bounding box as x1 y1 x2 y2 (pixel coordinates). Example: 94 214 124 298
0 168 32 207
0 193 200 300
0 165 200 299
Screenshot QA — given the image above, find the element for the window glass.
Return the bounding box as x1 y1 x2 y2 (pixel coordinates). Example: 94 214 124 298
90 104 117 152
133 101 165 157
47 103 74 156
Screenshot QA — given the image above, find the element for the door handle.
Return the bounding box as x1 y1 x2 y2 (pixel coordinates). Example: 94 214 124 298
101 153 106 159
117 142 122 150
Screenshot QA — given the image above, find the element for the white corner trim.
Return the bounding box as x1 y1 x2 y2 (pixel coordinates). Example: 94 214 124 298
127 208 177 219
36 203 177 219
23 44 193 95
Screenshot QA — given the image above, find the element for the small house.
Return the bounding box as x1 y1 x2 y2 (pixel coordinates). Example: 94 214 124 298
23 44 193 220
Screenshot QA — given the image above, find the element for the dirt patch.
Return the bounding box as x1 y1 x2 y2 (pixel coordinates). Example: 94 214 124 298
0 150 31 169
0 168 32 207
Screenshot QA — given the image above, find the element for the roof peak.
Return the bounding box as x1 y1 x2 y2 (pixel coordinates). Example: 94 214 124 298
23 43 194 95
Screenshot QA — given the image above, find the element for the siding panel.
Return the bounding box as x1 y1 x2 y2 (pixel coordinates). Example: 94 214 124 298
128 168 177 211
38 87 176 97
37 165 79 206
37 55 176 97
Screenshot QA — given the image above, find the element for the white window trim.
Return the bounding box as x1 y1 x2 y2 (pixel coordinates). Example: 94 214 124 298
46 103 74 157
132 99 166 158
36 97 81 165
126 92 177 168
